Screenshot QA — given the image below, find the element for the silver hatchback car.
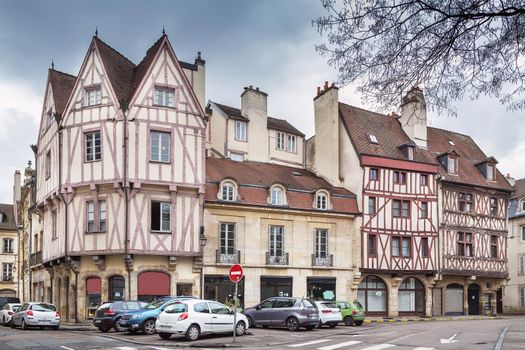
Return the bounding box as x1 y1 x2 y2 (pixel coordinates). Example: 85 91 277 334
11 302 60 330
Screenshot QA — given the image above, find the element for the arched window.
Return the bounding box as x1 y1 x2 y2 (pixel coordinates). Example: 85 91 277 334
108 275 125 301
357 275 388 315
314 190 330 210
219 180 236 201
270 185 286 206
398 277 425 315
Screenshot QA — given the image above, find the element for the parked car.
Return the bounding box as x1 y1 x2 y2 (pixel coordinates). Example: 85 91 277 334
92 301 145 332
155 299 249 341
0 297 20 310
242 297 319 331
120 296 197 335
315 301 342 328
336 300 365 326
0 303 21 326
10 302 60 330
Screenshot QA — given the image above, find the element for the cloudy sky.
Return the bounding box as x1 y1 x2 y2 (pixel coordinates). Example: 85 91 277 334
0 0 523 203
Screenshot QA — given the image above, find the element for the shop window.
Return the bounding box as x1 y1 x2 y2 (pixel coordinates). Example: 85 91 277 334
108 275 125 301
260 276 292 301
357 276 387 315
85 276 101 319
398 278 425 315
307 277 336 301
204 275 244 309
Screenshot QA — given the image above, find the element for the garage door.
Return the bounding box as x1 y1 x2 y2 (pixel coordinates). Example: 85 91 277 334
445 284 464 316
137 271 170 302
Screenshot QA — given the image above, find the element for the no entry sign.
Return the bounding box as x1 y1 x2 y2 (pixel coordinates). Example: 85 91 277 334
229 264 244 283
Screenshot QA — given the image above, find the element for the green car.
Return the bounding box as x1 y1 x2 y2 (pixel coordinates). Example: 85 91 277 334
336 300 365 326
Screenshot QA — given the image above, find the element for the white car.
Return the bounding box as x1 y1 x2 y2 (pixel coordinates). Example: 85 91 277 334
155 299 249 341
315 301 342 328
1 303 21 326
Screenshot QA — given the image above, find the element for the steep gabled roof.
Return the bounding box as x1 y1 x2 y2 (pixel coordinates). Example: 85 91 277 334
339 103 436 165
212 102 249 121
130 35 165 100
267 117 305 137
48 69 76 115
427 127 513 191
512 178 525 199
0 203 16 231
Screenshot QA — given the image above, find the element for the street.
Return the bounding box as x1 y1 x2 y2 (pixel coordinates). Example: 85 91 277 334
1 317 524 350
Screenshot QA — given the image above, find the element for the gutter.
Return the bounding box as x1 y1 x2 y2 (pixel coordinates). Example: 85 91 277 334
121 100 131 300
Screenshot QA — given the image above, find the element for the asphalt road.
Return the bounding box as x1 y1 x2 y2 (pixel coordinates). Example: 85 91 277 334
0 316 524 350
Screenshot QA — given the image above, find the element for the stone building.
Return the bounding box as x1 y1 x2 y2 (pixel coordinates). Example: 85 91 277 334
0 203 18 298
503 177 525 313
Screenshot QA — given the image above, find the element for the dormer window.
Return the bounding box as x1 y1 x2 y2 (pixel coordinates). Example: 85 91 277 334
270 185 286 206
487 163 496 181
447 156 457 175
314 190 330 210
368 134 379 144
475 157 498 181
407 146 414 160
154 86 175 107
220 180 237 201
85 86 102 106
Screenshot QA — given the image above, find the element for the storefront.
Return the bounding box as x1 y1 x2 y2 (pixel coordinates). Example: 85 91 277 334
260 276 293 301
445 283 464 316
398 277 425 315
108 275 125 301
204 275 245 308
137 271 170 303
357 275 388 315
307 277 336 301
85 276 101 319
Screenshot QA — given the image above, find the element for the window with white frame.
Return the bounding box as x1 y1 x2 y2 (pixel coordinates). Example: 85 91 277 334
151 201 171 232
407 146 414 160
277 132 286 150
3 238 13 253
52 210 57 239
220 223 235 254
86 86 102 106
150 131 170 162
154 86 175 107
270 186 285 206
220 181 236 201
487 164 496 181
85 131 101 162
315 191 329 210
235 121 247 141
519 255 525 275
287 134 296 153
86 200 106 232
2 263 13 280
447 156 457 175
269 225 284 257
230 152 244 162
314 229 328 258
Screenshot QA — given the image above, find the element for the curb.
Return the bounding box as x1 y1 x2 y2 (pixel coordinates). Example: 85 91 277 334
363 316 499 323
99 334 243 348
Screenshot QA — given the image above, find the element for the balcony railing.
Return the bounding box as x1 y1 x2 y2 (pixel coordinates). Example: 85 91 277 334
266 252 289 266
312 254 333 267
216 250 240 264
1 276 13 282
30 251 42 266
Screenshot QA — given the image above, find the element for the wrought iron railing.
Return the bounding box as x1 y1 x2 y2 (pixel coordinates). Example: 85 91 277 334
266 252 289 265
216 250 240 264
311 254 333 267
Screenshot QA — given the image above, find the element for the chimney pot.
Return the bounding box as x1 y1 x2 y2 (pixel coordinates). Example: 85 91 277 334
256 87 259 91
331 82 335 87
317 86 321 95
324 81 329 89
249 85 253 89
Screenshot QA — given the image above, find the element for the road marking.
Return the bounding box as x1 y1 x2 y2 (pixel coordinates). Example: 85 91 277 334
318 341 362 350
360 345 395 350
288 339 333 347
413 347 434 350
115 347 137 350
494 326 510 350
440 333 458 344
59 347 75 350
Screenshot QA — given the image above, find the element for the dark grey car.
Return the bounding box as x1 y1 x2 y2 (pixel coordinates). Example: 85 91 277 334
242 297 319 331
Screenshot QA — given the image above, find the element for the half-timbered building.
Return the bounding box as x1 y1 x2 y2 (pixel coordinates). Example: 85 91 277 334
33 33 206 321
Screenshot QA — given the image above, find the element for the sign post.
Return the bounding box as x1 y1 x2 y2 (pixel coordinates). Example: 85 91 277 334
229 264 244 343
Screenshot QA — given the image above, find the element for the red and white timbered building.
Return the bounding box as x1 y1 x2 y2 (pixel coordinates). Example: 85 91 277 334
32 33 206 321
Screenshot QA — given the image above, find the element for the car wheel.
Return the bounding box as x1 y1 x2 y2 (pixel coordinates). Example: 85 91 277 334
246 316 254 328
1 316 5 326
185 324 200 341
142 319 156 335
21 319 27 331
159 332 171 340
235 321 246 336
305 325 316 331
97 326 110 333
355 320 364 326
114 318 126 332
328 322 337 328
10 320 16 329
344 316 354 326
286 317 299 331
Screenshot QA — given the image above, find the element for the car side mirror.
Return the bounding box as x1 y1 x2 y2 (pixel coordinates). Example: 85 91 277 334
255 305 261 310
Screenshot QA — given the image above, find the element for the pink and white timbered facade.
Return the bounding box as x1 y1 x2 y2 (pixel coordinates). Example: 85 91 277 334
33 34 207 321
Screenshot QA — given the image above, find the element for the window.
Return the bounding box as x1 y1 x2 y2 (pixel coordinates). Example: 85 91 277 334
52 210 57 239
522 201 525 212
2 263 13 280
368 134 379 144
368 197 377 215
458 192 473 213
230 152 244 162
269 226 284 257
487 164 496 181
315 191 328 210
490 197 498 216
45 151 51 179
392 237 400 257
86 200 106 232
221 181 235 201
151 201 171 232
420 202 428 219
276 132 285 150
86 87 102 106
393 171 407 185
447 156 456 175
368 234 377 256
154 87 175 107
402 237 411 257
150 131 170 163
521 287 525 307
194 302 210 313
393 200 410 218
370 168 378 181
235 121 247 141
85 131 101 162
220 223 235 254
270 186 285 206
521 226 525 241
490 235 498 258
519 255 525 275
407 146 414 160
420 174 428 186
421 237 429 258
3 239 13 253
45 110 54 129
209 302 230 315
314 229 328 258
457 232 473 257
287 134 296 153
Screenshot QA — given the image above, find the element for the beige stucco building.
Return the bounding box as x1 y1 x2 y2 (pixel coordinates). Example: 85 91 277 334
0 203 18 298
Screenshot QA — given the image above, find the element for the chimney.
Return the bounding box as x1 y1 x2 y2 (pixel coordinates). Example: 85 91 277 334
399 86 427 148
240 86 268 162
313 82 340 185
13 170 21 203
241 85 268 119
192 51 206 110
506 174 516 187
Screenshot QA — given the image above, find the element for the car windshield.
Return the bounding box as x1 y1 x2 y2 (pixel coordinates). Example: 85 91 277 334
145 299 169 309
32 303 56 312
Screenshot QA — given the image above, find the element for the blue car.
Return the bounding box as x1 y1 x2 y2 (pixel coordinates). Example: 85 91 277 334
119 297 196 335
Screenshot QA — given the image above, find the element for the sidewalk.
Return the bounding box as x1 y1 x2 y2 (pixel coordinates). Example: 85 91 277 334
60 321 97 331
363 315 499 323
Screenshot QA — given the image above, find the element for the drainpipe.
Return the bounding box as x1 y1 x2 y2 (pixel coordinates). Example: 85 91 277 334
29 145 37 303
120 100 131 300
436 174 442 316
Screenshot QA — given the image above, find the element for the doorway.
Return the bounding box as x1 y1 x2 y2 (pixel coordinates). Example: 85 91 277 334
468 284 480 315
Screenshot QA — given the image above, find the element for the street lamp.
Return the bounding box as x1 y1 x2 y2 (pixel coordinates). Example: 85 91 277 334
199 226 207 247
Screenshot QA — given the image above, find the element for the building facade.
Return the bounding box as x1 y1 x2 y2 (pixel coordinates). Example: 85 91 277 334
32 34 207 321
0 203 18 298
504 178 525 313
